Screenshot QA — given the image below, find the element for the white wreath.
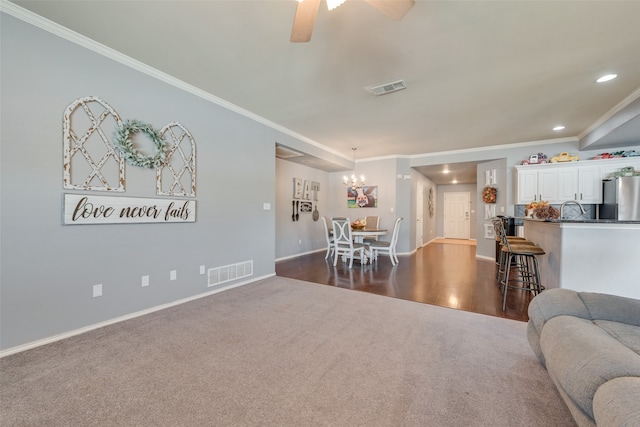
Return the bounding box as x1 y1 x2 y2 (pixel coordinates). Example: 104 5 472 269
114 119 168 168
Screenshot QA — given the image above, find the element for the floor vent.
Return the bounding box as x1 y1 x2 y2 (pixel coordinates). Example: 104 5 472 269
368 80 407 96
208 260 253 287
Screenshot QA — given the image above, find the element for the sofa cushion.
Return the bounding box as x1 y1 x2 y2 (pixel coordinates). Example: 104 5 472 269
593 377 640 427
527 289 593 365
528 289 592 335
540 316 640 420
594 320 640 356
579 293 640 327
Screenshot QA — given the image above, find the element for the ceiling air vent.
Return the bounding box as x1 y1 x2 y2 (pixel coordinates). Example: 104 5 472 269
368 80 407 96
275 144 304 159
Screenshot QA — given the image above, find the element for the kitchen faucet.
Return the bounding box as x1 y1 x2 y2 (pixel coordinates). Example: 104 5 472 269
560 200 586 219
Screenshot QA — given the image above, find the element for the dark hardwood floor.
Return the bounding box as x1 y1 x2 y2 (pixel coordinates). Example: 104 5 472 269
276 239 532 322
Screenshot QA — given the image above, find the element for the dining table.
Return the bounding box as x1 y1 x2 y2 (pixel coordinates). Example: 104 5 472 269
351 228 387 244
350 228 387 264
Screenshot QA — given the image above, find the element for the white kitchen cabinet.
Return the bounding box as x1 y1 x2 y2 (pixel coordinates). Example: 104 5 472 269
516 169 540 204
577 165 602 203
516 168 561 204
515 160 622 205
538 169 559 202
556 168 579 202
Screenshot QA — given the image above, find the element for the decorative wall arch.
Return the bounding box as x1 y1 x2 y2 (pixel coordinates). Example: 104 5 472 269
156 122 196 197
63 96 125 192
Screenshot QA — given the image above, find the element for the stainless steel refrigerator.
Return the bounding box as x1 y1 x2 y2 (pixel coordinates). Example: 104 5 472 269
600 176 640 221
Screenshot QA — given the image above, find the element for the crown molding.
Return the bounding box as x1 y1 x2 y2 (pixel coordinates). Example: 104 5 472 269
577 86 640 140
0 1 351 162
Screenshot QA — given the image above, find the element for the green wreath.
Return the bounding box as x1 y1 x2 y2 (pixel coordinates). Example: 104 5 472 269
113 119 168 168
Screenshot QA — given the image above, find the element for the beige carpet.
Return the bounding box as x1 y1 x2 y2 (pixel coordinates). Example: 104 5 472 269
1 277 575 426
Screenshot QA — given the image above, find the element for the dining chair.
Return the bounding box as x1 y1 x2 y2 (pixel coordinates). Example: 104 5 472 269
331 217 365 268
321 216 335 260
368 217 403 266
363 216 380 242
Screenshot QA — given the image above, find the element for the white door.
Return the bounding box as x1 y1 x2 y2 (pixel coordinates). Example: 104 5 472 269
444 192 470 239
416 184 424 247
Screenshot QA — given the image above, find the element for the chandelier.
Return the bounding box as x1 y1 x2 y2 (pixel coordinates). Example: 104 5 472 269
343 148 365 191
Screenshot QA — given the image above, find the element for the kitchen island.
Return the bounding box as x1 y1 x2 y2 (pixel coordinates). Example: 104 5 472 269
523 219 640 300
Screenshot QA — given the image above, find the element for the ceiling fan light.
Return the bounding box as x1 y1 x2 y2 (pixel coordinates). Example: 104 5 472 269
326 0 346 11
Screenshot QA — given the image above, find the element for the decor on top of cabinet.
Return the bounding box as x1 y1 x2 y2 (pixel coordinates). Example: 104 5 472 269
521 153 548 165
550 152 579 163
612 166 640 177
594 150 640 160
482 186 497 204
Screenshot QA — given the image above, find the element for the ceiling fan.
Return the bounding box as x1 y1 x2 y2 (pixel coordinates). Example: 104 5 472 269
291 0 416 42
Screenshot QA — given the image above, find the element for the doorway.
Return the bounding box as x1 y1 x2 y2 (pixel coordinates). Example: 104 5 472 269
443 192 470 239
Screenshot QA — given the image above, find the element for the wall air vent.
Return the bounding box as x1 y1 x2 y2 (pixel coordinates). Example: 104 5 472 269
368 80 407 96
275 144 304 159
208 260 253 287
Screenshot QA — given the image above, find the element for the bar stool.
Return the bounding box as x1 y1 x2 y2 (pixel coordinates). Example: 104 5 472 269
491 218 535 283
498 231 545 311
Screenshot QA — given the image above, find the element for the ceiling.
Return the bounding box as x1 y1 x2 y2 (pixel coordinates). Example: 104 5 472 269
10 0 640 184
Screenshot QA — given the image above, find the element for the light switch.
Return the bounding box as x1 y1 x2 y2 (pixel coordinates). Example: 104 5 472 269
141 275 149 287
170 270 177 281
263 202 271 210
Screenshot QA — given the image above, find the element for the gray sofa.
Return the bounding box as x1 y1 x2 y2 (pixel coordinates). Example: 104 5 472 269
527 288 640 427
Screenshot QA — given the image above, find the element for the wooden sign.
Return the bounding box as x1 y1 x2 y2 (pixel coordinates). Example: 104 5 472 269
64 194 196 225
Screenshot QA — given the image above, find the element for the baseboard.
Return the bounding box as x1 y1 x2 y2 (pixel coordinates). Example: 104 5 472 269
275 248 325 262
0 273 275 358
476 254 495 262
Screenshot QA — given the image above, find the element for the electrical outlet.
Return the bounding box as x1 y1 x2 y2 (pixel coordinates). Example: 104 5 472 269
141 275 149 287
170 270 177 281
263 202 271 210
298 239 302 245
93 284 102 298
199 265 205 275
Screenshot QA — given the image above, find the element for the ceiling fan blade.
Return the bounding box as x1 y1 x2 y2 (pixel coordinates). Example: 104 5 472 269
291 0 322 43
364 0 415 21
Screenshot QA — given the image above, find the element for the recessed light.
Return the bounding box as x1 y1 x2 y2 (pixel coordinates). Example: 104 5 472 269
553 125 565 131
452 179 458 184
442 169 450 174
596 74 617 83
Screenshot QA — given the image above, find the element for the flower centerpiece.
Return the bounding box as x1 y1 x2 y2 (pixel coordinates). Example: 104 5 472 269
525 200 560 219
351 218 366 230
